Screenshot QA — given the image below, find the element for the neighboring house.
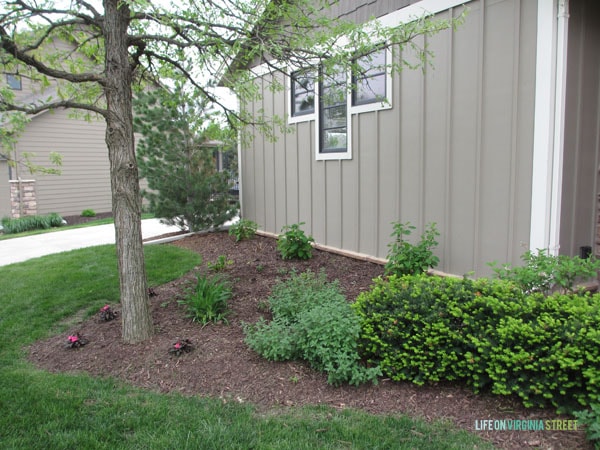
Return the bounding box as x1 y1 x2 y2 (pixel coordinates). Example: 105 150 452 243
237 0 600 276
0 39 113 219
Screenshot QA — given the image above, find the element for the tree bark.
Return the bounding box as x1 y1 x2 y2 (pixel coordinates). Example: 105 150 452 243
104 0 153 343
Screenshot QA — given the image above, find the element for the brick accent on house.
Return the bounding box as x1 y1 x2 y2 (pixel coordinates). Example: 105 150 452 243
9 180 37 218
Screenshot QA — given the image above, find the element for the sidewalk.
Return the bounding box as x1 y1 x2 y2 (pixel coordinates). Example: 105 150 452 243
0 219 182 267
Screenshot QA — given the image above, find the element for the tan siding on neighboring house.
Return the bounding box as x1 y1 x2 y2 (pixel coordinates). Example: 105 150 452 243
241 0 538 276
14 108 112 216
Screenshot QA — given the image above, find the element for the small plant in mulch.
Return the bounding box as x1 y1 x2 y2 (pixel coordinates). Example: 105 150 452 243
99 304 117 322
66 333 88 349
169 339 193 357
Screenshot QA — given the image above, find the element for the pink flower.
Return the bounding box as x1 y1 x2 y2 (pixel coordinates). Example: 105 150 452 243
101 305 110 312
68 335 79 343
174 342 182 349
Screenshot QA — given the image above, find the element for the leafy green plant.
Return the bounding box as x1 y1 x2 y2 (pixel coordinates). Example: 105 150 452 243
277 222 314 260
207 255 233 272
244 270 380 386
1 213 64 234
489 249 600 295
80 209 96 217
229 219 258 242
575 405 600 448
384 221 439 276
179 274 232 325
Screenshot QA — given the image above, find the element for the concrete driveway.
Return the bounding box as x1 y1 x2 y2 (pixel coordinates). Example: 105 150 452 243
0 219 182 267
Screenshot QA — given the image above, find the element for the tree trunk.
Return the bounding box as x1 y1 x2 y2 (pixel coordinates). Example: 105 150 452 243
104 0 153 343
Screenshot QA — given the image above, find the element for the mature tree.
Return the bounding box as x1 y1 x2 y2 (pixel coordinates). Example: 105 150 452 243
0 0 459 343
134 87 237 232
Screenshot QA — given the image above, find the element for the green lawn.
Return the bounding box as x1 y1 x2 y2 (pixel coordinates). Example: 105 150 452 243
0 213 154 241
0 244 495 449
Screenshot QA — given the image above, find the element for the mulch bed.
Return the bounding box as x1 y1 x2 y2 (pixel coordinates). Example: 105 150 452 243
28 231 590 449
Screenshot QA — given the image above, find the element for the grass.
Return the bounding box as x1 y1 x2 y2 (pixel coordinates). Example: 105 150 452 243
0 244 495 449
0 213 155 241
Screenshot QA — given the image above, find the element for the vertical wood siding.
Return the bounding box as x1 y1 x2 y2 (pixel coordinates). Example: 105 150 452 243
241 0 538 276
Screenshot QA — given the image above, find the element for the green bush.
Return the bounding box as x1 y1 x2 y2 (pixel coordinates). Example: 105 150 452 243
384 221 439 276
80 209 96 218
354 273 600 412
1 213 64 234
488 249 600 295
277 223 314 260
575 404 600 448
178 274 232 324
244 270 380 386
228 219 258 242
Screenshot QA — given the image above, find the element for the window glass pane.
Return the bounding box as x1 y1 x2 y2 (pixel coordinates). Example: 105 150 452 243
356 49 386 75
352 49 387 106
354 74 386 104
291 71 314 116
6 74 21 90
322 105 346 129
322 128 347 152
294 92 314 114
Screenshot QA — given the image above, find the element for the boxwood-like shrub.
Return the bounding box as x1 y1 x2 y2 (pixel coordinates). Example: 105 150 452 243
353 273 600 413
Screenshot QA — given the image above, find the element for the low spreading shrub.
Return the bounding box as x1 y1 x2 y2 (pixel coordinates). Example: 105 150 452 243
488 249 600 295
1 213 64 234
277 223 314 260
384 221 439 277
228 218 258 242
80 209 97 218
354 273 600 413
244 270 380 386
575 404 600 448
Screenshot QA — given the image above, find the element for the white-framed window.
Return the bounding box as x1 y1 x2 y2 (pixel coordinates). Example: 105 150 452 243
6 74 21 90
316 67 352 160
288 70 316 123
287 46 392 160
350 47 393 114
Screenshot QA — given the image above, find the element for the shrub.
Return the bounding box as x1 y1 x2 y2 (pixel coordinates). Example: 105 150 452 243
277 222 314 260
488 249 600 295
354 273 600 412
384 221 439 276
229 219 258 242
1 213 64 234
575 404 600 448
178 274 232 324
80 209 96 217
244 270 380 386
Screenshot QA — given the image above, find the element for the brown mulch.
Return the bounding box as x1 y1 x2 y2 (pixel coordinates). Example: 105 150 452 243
62 212 113 226
28 231 590 450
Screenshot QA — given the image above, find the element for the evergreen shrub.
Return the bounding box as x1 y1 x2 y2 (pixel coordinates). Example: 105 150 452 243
353 273 600 412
